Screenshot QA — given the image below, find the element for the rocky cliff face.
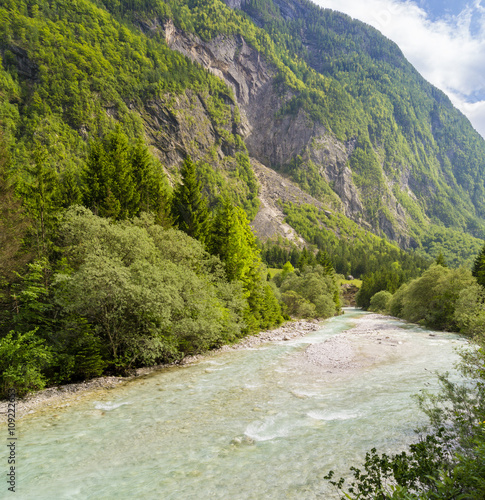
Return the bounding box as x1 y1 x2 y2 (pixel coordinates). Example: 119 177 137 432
251 158 318 242
159 20 412 245
142 92 221 171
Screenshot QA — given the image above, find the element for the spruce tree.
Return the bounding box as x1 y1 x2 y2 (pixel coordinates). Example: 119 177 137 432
130 140 172 225
131 139 153 213
316 249 334 275
21 147 60 256
104 129 139 219
209 198 257 281
57 168 82 208
84 138 112 217
472 243 485 288
435 252 447 267
171 157 209 243
0 136 31 279
208 198 283 331
83 129 139 220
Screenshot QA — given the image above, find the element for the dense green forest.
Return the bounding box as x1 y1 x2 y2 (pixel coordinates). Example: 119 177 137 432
0 0 260 217
0 138 288 396
232 0 485 239
0 0 485 400
1 0 485 267
96 0 485 253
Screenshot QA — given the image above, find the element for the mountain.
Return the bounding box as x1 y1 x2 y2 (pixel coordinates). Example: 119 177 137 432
1 0 484 267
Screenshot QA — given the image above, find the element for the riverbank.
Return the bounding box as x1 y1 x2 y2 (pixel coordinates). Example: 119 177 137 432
0 319 322 419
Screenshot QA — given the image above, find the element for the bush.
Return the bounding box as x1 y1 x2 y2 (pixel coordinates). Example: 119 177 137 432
0 330 52 397
54 207 248 370
388 283 409 318
369 290 392 313
281 290 316 318
454 283 485 344
394 265 474 330
278 265 339 319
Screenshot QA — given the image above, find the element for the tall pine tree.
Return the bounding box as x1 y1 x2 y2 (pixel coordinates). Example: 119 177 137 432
20 146 60 257
472 243 485 288
83 128 139 220
130 139 172 226
208 198 283 331
171 156 209 243
208 198 257 282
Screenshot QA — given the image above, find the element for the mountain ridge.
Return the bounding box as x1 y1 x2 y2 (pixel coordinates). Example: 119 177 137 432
1 0 484 267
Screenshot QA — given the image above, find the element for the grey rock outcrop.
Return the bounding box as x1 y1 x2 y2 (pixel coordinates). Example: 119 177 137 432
250 158 316 242
162 24 412 243
128 15 416 244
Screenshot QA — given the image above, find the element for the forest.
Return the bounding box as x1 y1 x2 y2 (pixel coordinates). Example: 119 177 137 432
1 0 485 266
0 144 292 396
0 0 482 392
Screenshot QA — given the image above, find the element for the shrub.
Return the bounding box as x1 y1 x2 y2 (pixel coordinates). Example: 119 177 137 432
278 265 339 319
399 265 474 330
0 330 52 397
369 290 393 313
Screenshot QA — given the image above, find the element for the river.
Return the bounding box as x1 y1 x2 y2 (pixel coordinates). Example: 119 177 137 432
12 309 466 499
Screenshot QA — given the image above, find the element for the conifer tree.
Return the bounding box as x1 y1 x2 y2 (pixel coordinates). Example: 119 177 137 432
209 198 259 282
472 243 485 288
57 168 82 208
208 198 282 331
131 139 154 212
104 129 139 219
21 147 60 256
171 156 209 243
0 135 31 280
297 247 310 269
130 139 172 225
83 129 139 220
84 138 112 217
435 252 447 267
316 249 334 275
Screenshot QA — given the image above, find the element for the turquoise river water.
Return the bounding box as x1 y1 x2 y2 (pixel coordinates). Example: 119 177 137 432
8 309 467 499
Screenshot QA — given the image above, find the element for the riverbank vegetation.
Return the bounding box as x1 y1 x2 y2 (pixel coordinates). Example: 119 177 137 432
0 0 484 446
326 342 485 499
272 260 341 319
328 246 485 499
0 137 285 398
0 200 283 397
361 250 485 337
0 122 347 399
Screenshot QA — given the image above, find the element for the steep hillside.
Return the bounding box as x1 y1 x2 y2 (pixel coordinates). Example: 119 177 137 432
228 0 485 241
0 0 259 216
1 0 484 267
159 0 485 249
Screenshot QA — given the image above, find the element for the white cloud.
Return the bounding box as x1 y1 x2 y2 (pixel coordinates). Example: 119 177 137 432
312 0 485 138
459 100 485 138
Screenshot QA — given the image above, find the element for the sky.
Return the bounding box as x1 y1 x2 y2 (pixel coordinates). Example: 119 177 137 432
312 0 485 139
